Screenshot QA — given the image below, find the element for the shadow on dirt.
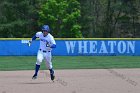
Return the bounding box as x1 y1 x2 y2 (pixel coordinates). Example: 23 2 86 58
19 81 54 85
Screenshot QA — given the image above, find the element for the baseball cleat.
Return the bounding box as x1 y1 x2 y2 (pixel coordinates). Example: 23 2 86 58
50 74 55 81
32 75 37 79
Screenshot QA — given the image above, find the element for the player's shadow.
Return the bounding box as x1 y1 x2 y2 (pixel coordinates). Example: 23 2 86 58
19 81 54 85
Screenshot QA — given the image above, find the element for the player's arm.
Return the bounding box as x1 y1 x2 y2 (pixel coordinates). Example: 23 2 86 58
49 36 56 48
50 44 56 48
32 35 37 41
28 32 41 46
28 35 37 46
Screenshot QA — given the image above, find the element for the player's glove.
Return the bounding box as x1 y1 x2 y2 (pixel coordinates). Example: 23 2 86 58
27 40 32 47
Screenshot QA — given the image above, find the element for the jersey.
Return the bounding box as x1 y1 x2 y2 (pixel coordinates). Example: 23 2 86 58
36 32 56 51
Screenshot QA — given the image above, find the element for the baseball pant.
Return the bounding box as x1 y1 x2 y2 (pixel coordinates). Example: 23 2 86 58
36 50 53 69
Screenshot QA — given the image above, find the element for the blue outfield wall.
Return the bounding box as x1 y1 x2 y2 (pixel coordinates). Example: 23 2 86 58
0 38 140 56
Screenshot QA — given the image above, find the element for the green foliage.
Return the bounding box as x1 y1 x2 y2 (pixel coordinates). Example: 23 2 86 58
38 0 82 38
79 0 140 38
0 0 38 37
0 0 140 38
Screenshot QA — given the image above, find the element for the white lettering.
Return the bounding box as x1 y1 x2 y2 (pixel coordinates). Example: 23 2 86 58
99 41 108 53
89 41 97 53
65 40 136 54
21 40 29 43
108 41 116 53
78 41 88 53
65 41 76 54
127 41 135 53
118 41 126 53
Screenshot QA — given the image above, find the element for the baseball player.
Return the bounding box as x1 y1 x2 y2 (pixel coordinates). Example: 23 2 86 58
28 25 56 81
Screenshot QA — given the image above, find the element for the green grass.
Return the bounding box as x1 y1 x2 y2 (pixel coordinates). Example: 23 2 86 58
0 56 140 71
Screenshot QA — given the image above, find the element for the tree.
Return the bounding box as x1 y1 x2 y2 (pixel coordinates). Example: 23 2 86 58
38 0 82 38
0 0 38 37
109 0 140 37
79 0 140 38
0 0 140 38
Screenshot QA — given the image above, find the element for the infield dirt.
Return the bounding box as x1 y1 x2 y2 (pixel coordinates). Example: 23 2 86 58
0 69 140 93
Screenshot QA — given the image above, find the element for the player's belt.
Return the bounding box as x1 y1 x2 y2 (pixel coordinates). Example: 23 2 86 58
39 49 50 53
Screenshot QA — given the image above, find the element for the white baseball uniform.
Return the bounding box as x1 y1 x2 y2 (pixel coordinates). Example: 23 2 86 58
35 32 56 69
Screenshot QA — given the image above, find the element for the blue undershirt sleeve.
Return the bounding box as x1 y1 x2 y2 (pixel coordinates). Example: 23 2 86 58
32 35 37 41
50 44 56 48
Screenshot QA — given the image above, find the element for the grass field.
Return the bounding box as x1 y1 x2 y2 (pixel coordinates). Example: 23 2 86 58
0 56 140 71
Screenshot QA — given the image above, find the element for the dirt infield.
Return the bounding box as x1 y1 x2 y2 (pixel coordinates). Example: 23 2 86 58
0 69 140 93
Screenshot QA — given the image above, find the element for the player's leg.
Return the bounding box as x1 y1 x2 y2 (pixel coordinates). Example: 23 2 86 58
45 52 55 81
32 50 44 79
